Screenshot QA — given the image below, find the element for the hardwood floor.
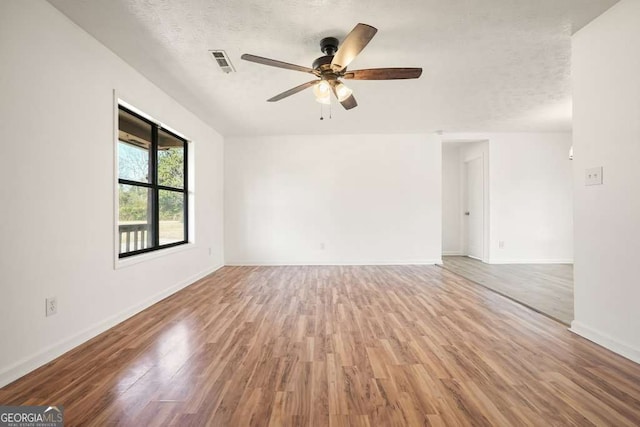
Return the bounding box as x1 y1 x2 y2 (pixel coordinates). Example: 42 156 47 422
1 265 639 426
441 256 574 325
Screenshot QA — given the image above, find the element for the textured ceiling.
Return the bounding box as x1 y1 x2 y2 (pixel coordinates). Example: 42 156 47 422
47 0 617 136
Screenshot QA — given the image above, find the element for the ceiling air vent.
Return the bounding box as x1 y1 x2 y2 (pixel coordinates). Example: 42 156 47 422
209 50 235 73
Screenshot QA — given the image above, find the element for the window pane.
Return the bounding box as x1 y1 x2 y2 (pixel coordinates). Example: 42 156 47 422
158 130 184 188
118 141 150 183
119 184 153 254
118 109 151 183
159 189 185 245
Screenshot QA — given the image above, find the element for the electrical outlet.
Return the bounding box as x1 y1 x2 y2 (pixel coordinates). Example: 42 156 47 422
46 297 57 317
320 242 326 250
208 247 212 256
499 241 505 249
585 167 603 186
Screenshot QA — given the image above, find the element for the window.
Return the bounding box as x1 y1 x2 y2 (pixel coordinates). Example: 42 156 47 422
117 105 188 257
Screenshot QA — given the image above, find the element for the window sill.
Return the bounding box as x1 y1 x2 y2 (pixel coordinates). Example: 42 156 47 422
114 242 197 270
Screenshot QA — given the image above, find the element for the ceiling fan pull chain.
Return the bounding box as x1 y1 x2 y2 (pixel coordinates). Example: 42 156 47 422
320 103 324 120
329 98 332 119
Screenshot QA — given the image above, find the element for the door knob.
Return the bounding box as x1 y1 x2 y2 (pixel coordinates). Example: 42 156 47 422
464 212 470 216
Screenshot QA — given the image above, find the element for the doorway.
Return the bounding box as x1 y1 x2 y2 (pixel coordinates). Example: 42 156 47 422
441 140 488 260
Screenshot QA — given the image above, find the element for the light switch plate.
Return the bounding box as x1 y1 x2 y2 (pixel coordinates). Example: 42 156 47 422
585 167 603 186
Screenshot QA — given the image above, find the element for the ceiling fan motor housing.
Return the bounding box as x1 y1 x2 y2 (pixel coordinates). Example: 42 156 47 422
312 55 334 72
314 37 340 73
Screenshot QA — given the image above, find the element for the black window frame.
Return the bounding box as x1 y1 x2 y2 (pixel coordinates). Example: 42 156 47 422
117 105 189 258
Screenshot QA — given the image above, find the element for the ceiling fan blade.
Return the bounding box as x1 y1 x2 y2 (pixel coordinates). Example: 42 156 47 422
331 23 378 72
339 94 358 110
267 80 318 102
343 68 423 80
241 54 318 75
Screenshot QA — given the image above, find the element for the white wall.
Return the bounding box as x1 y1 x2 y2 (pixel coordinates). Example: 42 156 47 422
0 0 224 386
442 145 462 255
442 133 572 264
225 134 442 265
571 0 640 363
489 133 573 263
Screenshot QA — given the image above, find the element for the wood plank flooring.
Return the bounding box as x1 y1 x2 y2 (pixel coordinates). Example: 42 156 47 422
441 256 574 325
1 265 639 426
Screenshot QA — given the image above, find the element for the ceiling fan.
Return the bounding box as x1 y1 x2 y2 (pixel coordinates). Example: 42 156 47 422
241 23 422 110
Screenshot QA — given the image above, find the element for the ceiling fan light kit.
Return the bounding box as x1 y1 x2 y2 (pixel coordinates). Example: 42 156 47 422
313 80 332 104
241 23 422 111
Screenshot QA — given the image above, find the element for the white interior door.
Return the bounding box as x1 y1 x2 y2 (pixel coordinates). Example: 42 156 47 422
464 157 483 259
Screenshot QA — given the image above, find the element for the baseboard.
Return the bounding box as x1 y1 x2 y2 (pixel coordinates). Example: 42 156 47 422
570 321 640 364
488 258 573 265
442 251 463 256
0 264 223 388
225 259 443 266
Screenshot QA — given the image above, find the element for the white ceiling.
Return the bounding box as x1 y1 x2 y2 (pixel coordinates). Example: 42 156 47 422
47 0 617 136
